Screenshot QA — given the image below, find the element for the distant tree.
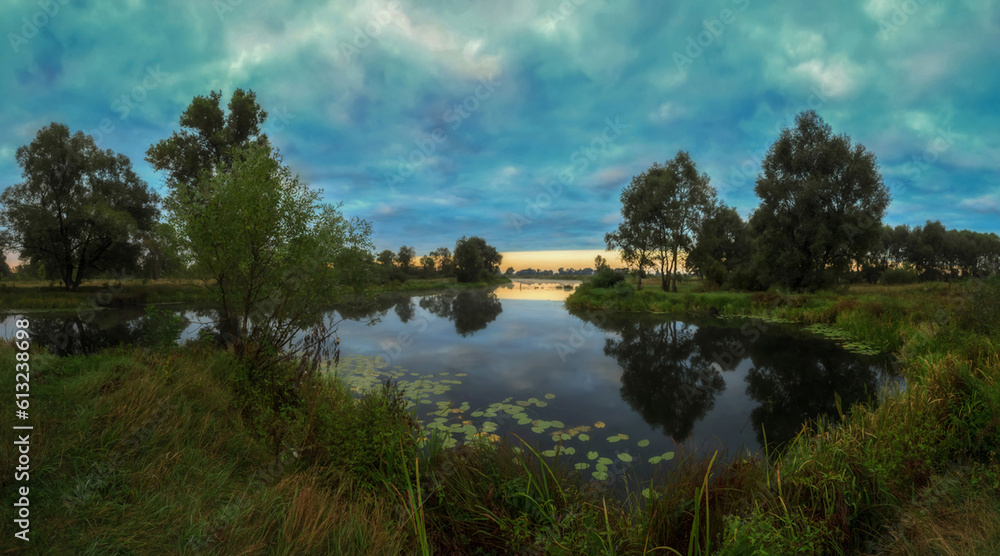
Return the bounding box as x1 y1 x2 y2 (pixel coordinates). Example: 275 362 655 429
140 222 187 280
453 236 502 283
377 249 395 267
505 266 515 276
685 204 751 288
0 255 11 281
420 255 436 275
431 247 453 275
397 245 416 272
594 255 608 272
146 89 269 207
0 123 159 290
750 111 890 291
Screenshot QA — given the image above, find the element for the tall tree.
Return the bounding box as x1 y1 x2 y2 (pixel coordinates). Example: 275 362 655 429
605 220 653 290
146 89 269 206
685 203 751 288
453 236 502 283
431 247 453 275
750 111 890 291
0 123 159 290
609 152 715 291
377 249 395 267
397 245 416 272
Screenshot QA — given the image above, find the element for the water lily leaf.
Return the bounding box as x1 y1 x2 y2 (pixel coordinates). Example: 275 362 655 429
541 449 556 458
551 420 565 429
575 462 590 470
578 434 590 442
592 471 609 480
661 451 675 461
587 451 599 460
563 447 576 455
608 435 621 443
516 400 531 406
594 421 606 429
531 427 544 434
598 457 612 465
455 373 467 377
544 394 556 399
637 439 650 447
517 417 533 426
471 411 484 417
617 453 632 463
536 401 548 408
617 433 629 440
560 433 572 441
595 463 608 472
648 456 661 464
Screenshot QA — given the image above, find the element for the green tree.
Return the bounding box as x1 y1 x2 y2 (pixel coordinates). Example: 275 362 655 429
0 123 159 290
140 221 187 280
685 204 751 288
750 111 890 291
420 254 436 276
146 89 269 206
609 152 714 291
377 249 395 267
431 247 453 275
171 142 373 369
397 245 416 272
605 220 653 290
453 236 502 283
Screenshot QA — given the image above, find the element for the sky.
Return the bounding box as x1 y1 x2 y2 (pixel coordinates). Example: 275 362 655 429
2 0 998 270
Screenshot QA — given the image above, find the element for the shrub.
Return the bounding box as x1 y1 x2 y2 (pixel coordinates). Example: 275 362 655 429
959 276 1000 336
590 267 626 288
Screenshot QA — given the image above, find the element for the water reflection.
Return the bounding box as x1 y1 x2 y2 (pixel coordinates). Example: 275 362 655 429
418 290 502 336
2 308 157 356
573 310 887 450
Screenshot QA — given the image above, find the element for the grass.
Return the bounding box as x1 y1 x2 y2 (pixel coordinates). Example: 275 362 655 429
3 275 998 553
0 278 212 311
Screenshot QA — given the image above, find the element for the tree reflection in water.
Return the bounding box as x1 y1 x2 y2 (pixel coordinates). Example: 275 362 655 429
419 290 502 337
576 310 886 450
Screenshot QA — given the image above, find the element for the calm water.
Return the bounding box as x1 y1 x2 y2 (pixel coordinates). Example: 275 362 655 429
1 280 896 489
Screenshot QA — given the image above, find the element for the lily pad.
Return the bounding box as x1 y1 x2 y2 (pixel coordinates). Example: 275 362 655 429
608 435 621 443
544 393 556 399
592 471 609 480
594 421 606 429
578 433 590 442
617 453 632 463
587 451 599 460
575 462 590 470
637 439 650 447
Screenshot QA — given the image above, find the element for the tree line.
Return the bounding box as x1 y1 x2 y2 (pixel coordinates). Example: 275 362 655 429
0 89 502 290
375 236 503 284
605 110 1000 292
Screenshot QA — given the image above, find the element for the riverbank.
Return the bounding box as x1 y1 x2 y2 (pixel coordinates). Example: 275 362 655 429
565 278 1000 553
0 276 510 312
3 279 997 553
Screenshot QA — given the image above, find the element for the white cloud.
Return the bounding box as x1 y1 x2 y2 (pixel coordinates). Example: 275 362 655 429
650 102 686 122
790 55 863 98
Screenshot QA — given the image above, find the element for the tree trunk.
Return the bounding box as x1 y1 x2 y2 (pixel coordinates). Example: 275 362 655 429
671 248 679 292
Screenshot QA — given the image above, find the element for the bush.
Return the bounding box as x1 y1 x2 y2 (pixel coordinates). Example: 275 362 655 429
959 276 1000 336
590 267 626 288
879 268 919 285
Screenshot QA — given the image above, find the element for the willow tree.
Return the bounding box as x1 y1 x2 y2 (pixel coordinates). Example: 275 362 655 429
0 123 158 290
750 111 890 290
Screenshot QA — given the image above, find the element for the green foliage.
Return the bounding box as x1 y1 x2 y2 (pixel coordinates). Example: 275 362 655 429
686 203 751 288
454 236 502 283
140 305 187 348
750 110 891 291
959 276 1000 336
608 151 716 292
0 122 160 290
145 88 269 203
589 266 626 288
170 142 373 370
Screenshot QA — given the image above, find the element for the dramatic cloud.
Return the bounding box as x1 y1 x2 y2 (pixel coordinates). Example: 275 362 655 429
2 0 997 258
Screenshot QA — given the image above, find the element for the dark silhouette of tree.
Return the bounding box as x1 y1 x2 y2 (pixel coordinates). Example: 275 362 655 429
418 290 502 336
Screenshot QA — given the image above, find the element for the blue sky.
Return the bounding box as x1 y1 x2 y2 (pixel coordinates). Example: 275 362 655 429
2 0 998 258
